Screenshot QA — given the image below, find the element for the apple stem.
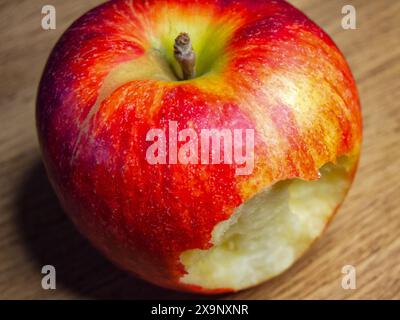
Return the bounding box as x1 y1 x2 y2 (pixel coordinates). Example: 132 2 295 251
174 32 196 80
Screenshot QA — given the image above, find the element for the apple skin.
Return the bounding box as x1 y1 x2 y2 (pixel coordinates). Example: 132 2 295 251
37 0 362 293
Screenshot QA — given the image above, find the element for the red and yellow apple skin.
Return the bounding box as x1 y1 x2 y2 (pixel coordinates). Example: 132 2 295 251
37 0 362 293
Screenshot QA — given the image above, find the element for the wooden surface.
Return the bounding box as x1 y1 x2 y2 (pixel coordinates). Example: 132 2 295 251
0 0 399 300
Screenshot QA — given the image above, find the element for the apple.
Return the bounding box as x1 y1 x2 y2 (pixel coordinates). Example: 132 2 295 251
37 0 362 293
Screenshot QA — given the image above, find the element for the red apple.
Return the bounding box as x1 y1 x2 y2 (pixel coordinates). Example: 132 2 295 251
37 0 362 293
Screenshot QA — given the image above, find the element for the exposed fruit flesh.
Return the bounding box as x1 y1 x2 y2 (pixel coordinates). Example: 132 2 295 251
180 156 354 290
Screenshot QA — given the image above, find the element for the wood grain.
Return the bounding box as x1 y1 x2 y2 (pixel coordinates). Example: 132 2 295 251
0 0 399 299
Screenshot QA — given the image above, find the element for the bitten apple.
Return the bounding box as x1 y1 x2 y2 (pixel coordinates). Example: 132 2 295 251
37 0 362 293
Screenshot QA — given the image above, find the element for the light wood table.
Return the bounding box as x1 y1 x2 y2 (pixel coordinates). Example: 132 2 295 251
0 0 399 299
